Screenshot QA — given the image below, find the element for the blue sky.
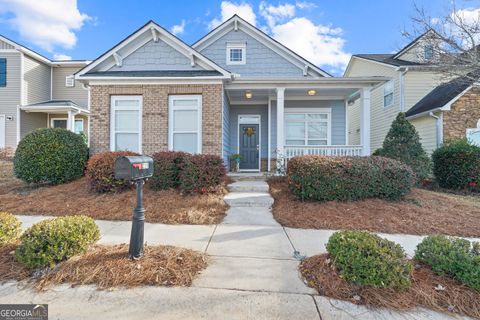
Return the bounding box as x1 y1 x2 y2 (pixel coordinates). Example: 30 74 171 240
0 0 479 75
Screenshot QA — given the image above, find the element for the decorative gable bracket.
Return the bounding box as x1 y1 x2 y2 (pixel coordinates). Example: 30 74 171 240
113 52 123 67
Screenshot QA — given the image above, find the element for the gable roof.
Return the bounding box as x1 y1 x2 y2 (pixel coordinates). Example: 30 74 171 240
0 34 90 66
76 20 231 79
393 29 437 60
405 73 478 118
192 14 331 78
353 54 424 67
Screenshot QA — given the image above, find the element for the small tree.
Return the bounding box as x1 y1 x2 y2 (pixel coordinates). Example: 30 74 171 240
375 113 432 182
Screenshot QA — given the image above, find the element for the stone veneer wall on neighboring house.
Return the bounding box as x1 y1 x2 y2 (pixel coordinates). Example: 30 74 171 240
443 86 480 141
89 84 223 155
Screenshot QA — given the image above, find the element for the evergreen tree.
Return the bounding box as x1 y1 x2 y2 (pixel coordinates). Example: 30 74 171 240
374 112 432 182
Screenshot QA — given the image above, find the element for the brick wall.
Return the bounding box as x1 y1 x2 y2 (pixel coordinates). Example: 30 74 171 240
89 84 223 156
443 86 480 141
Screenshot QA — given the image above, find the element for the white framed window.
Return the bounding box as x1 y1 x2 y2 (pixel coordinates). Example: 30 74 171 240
226 42 246 65
65 75 75 87
110 96 142 153
50 118 84 134
284 109 331 146
424 44 434 60
383 80 394 107
169 95 202 154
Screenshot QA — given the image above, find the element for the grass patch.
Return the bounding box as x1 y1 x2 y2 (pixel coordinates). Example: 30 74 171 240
0 243 207 290
269 178 480 237
300 254 480 319
0 180 228 225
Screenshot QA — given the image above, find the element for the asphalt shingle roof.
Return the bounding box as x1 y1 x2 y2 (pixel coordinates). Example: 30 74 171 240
354 54 424 67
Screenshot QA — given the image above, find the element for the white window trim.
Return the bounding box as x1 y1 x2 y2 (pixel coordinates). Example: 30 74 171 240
65 75 75 87
50 117 84 134
284 108 332 146
168 95 202 154
226 42 246 65
383 80 394 108
236 114 261 172
110 95 143 153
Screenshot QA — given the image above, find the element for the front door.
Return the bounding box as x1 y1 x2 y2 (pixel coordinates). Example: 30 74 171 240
239 124 259 170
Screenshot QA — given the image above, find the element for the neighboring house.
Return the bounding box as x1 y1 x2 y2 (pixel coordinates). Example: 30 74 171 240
0 35 90 151
344 31 446 154
75 16 386 172
405 73 480 146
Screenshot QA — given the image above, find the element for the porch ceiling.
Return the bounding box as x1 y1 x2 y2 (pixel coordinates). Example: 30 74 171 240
226 87 359 105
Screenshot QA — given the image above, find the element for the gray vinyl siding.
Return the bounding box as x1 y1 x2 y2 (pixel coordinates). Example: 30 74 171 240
222 90 231 164
0 39 15 50
52 66 88 108
23 55 51 104
270 100 346 154
109 40 204 71
20 111 47 139
198 29 304 77
229 105 269 158
0 52 21 148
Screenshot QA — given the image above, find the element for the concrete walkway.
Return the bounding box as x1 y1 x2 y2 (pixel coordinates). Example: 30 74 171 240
6 181 479 320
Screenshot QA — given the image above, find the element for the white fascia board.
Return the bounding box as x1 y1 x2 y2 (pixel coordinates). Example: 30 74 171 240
76 21 230 78
20 106 90 114
406 108 442 120
349 56 397 70
82 79 225 86
192 16 329 78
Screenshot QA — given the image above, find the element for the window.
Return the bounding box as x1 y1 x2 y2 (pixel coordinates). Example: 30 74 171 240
424 44 434 60
226 42 246 65
284 110 331 146
384 80 394 107
110 96 142 153
169 95 202 154
50 118 84 134
0 58 6 87
65 75 75 87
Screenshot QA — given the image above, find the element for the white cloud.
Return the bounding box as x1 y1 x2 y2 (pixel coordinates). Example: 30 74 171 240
171 20 186 36
259 2 296 28
0 0 90 52
295 1 317 10
53 53 72 61
209 1 257 29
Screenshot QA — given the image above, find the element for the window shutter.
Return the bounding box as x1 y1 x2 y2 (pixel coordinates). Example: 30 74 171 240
65 75 75 87
0 58 6 87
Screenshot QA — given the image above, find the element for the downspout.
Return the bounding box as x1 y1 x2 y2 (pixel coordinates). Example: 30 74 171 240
399 67 409 112
429 111 442 148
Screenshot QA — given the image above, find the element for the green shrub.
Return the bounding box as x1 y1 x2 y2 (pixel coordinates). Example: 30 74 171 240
415 235 480 291
86 151 138 193
179 154 226 194
150 151 190 190
432 139 480 190
327 230 413 289
15 216 100 268
13 128 88 185
375 113 432 183
0 212 22 245
287 156 414 201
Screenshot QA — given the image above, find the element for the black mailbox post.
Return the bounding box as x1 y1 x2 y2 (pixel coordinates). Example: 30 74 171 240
114 156 154 259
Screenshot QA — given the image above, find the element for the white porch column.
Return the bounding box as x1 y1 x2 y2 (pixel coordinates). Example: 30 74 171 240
276 88 285 156
360 88 371 156
67 110 74 132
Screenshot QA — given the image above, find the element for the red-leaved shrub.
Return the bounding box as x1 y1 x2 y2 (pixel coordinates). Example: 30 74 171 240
179 154 226 194
149 151 190 190
86 151 138 193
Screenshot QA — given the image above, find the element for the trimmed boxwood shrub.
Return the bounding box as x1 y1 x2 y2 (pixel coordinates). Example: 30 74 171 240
415 235 480 291
287 155 414 201
13 128 88 185
86 151 138 193
432 139 480 191
374 113 432 183
15 216 100 269
150 151 189 190
0 212 22 245
179 154 226 194
327 230 413 289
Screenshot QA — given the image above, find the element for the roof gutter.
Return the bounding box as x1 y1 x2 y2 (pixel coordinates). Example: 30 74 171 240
405 108 442 120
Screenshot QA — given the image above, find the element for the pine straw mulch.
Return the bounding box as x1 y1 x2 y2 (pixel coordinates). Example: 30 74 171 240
0 243 207 290
269 178 480 237
300 254 480 319
0 177 228 225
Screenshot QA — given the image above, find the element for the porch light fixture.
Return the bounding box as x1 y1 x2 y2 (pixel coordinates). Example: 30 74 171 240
307 89 316 96
245 91 253 99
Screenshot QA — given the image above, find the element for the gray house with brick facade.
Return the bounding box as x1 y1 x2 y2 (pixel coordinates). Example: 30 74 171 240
75 16 386 172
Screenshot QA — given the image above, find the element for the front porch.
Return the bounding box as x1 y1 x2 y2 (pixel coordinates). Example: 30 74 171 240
223 78 385 172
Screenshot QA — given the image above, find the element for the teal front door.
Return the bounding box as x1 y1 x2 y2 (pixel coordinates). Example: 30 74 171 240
239 124 259 170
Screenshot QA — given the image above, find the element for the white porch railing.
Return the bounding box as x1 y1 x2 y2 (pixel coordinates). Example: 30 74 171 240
284 145 364 159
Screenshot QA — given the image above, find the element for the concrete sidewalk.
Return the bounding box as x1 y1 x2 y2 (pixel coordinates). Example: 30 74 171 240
10 212 477 319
